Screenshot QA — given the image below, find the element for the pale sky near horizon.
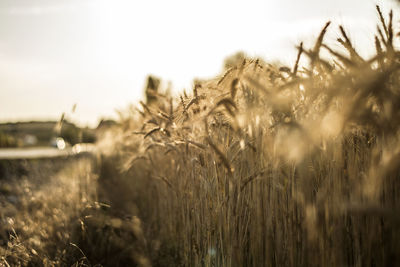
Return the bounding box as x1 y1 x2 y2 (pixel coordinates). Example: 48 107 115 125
0 0 398 127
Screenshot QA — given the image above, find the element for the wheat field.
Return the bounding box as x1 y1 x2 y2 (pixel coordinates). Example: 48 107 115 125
1 5 400 267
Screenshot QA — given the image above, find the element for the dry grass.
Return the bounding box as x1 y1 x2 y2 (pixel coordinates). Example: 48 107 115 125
0 157 97 266
97 6 400 266
2 5 400 267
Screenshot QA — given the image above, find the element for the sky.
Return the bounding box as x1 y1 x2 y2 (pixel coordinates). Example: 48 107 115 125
0 0 398 127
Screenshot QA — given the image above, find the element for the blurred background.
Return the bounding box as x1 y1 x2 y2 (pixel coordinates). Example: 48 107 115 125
0 0 398 127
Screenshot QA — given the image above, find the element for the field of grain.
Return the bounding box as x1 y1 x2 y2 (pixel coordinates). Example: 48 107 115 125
1 6 400 267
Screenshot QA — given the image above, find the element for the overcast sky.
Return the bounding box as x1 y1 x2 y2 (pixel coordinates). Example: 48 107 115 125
0 0 398 126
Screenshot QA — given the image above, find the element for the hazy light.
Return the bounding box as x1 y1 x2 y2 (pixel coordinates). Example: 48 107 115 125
0 0 397 126
56 138 66 150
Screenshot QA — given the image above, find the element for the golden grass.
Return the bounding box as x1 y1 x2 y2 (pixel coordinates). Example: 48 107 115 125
0 157 97 266
1 5 400 267
96 6 400 266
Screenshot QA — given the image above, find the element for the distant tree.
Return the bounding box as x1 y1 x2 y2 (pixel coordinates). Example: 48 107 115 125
81 129 96 143
97 119 117 130
60 124 80 145
0 131 18 148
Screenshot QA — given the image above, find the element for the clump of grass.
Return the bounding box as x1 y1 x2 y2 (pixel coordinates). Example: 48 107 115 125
0 155 152 267
0 157 97 266
97 6 400 266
